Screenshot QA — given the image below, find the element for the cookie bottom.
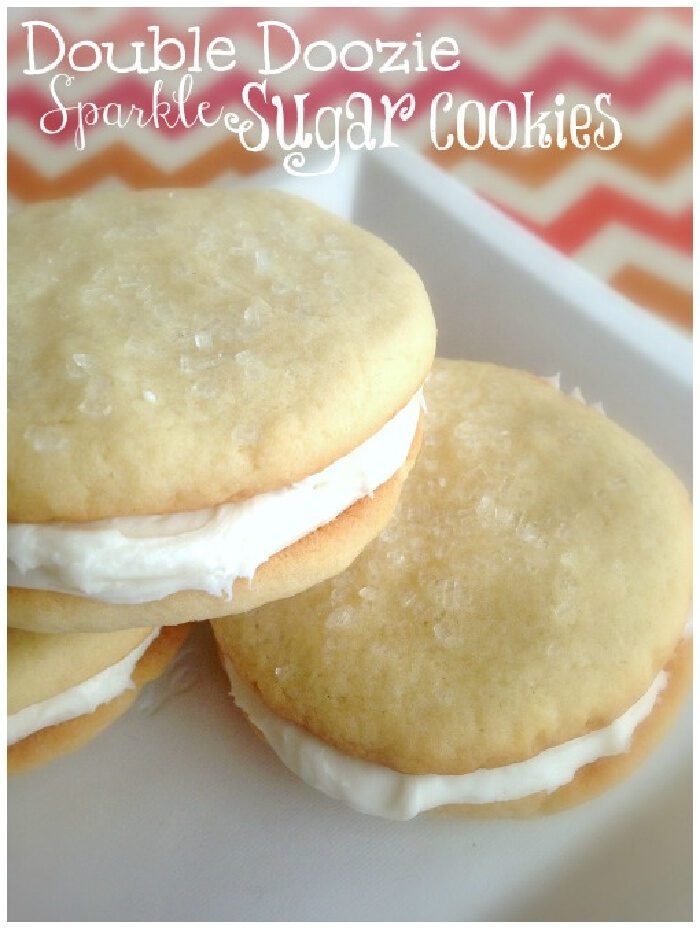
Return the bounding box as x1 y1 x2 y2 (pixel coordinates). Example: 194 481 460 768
219 635 691 819
8 419 422 633
441 635 692 818
8 624 191 774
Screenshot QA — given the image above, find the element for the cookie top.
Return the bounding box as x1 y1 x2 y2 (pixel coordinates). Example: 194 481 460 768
214 359 692 776
8 626 152 713
9 189 434 522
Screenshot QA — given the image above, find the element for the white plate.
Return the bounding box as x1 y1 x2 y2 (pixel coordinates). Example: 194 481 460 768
8 149 692 921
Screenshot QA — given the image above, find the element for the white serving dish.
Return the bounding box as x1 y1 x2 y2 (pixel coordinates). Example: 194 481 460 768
8 148 692 921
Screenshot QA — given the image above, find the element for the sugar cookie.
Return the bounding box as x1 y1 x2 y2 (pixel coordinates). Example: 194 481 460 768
9 189 434 631
213 359 691 819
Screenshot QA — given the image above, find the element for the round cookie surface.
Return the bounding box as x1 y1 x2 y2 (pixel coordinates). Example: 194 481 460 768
213 359 691 810
8 625 190 774
8 418 422 632
9 188 434 523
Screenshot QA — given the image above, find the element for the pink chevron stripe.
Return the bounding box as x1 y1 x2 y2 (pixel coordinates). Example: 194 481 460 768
289 7 691 45
494 187 692 255
8 47 691 144
7 7 691 62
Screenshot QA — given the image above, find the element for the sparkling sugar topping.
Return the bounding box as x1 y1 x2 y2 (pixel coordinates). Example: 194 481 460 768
11 191 372 448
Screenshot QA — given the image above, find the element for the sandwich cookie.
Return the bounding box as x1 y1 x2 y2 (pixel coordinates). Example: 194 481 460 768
212 359 692 819
9 189 434 632
8 624 191 774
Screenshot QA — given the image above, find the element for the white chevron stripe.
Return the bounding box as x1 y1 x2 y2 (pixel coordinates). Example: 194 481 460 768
327 12 693 87
447 159 691 221
575 225 692 290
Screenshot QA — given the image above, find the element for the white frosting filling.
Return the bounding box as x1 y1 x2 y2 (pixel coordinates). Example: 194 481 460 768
224 659 668 820
8 628 160 745
8 393 422 605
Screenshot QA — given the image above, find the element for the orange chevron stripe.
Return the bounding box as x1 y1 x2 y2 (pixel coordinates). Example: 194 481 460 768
498 187 691 254
8 142 271 201
426 111 692 184
610 265 692 331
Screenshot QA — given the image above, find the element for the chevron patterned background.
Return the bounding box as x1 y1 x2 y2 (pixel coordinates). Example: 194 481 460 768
7 7 692 330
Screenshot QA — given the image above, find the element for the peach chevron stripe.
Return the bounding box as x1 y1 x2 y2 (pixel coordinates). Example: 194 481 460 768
6 8 692 330
575 226 692 294
7 141 270 200
610 266 692 331
8 133 690 214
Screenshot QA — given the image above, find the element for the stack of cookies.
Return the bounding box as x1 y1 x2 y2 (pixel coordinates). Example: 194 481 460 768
7 188 435 772
8 189 691 823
